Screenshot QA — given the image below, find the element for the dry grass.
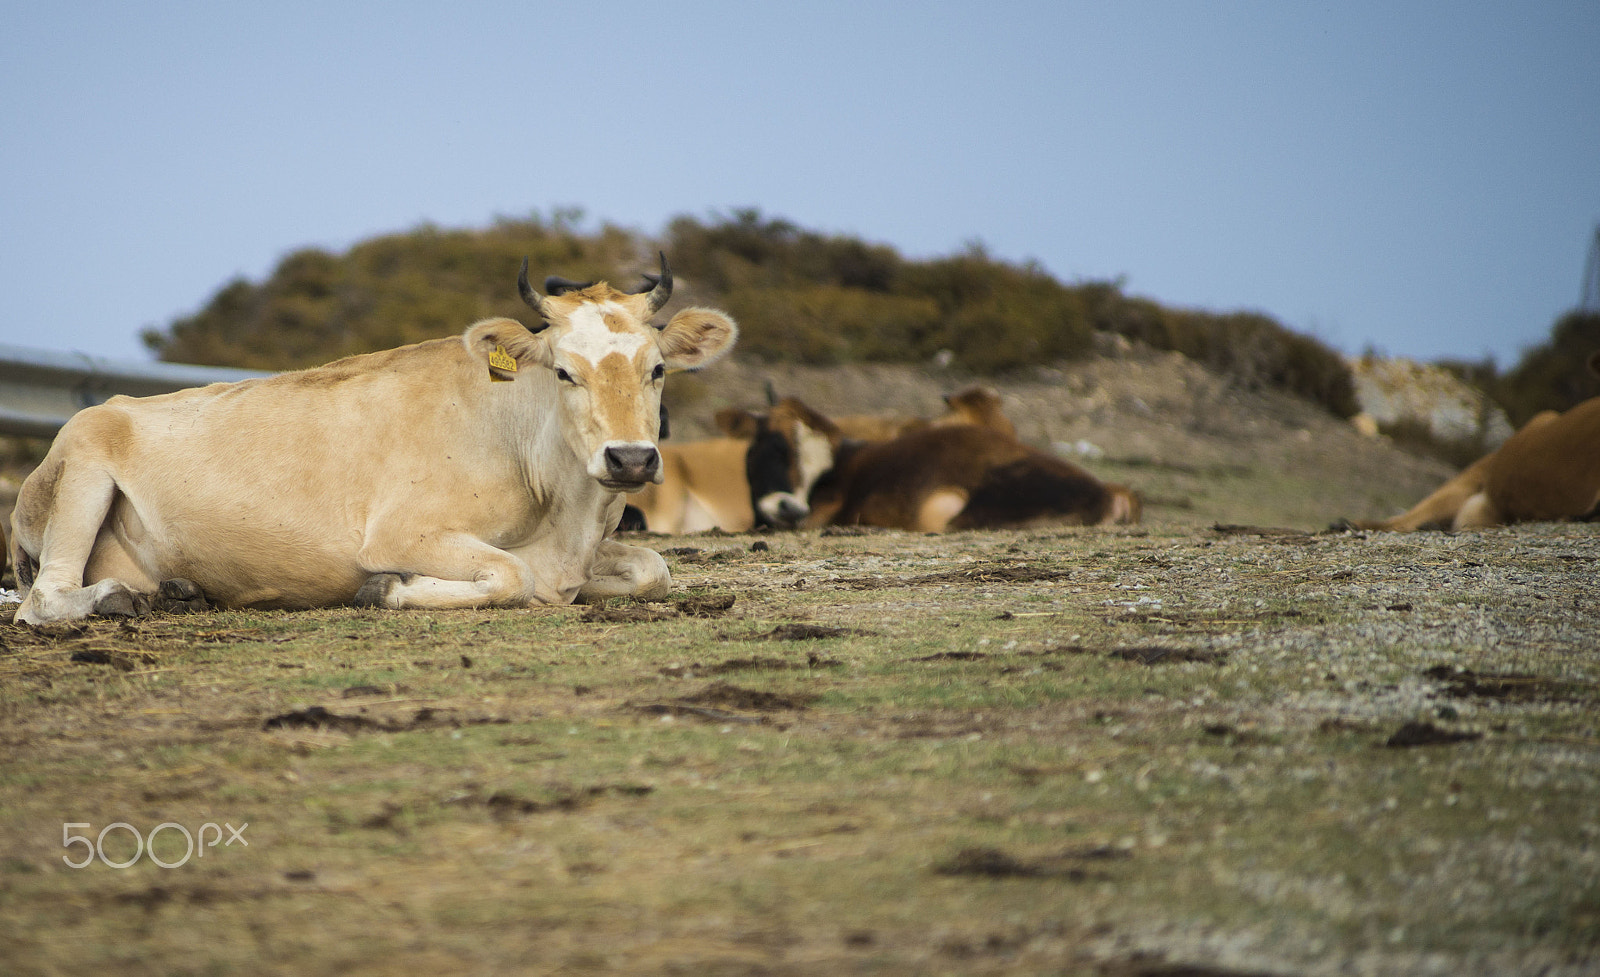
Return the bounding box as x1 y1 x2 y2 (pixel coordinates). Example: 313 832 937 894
1 348 1591 974
2 521 1598 976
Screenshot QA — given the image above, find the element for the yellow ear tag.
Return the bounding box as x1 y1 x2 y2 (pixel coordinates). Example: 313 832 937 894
488 344 517 381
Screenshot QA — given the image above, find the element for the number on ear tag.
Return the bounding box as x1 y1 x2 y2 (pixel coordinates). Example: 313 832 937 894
489 345 518 373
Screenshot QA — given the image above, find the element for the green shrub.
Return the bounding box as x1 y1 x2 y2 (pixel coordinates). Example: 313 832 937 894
143 214 643 369
1088 290 1358 418
721 285 940 364
143 208 1369 418
1489 311 1600 427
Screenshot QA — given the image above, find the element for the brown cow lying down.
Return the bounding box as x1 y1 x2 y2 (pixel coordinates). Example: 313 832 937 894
803 414 1141 532
626 398 841 532
831 385 1018 442
10 256 738 625
1360 354 1600 530
936 385 1018 439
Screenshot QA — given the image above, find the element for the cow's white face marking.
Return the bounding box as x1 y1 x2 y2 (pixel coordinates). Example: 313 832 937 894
753 420 837 527
793 422 835 496
559 303 651 364
526 281 735 493
547 299 665 488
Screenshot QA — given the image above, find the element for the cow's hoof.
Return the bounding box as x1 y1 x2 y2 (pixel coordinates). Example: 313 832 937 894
154 578 211 614
354 573 405 608
93 584 149 619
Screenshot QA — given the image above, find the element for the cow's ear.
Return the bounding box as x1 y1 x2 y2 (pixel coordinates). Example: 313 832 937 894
658 308 738 372
463 318 549 378
714 407 761 439
770 397 841 441
1589 351 1600 379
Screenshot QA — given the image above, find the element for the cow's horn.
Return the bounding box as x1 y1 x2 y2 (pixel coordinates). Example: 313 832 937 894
632 273 669 329
643 252 672 316
517 258 550 333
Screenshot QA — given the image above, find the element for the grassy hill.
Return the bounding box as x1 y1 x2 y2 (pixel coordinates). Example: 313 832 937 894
143 210 1361 420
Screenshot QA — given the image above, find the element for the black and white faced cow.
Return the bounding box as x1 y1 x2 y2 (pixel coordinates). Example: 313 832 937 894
625 397 841 533
10 255 737 625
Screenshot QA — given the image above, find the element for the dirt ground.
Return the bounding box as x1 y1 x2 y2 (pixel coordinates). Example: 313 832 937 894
2 347 1596 976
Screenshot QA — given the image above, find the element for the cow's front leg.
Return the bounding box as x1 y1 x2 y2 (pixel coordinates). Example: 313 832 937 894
13 457 159 626
576 539 672 603
354 532 550 609
19 578 150 625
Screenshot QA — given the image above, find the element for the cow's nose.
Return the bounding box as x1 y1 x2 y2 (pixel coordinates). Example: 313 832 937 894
757 491 810 528
604 445 660 483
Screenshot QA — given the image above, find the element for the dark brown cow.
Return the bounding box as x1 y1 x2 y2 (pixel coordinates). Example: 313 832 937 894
804 415 1140 532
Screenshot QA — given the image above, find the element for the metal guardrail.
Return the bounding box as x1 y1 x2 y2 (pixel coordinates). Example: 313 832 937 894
0 344 271 439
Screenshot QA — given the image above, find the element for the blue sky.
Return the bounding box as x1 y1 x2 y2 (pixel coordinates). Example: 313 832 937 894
3 1 1597 369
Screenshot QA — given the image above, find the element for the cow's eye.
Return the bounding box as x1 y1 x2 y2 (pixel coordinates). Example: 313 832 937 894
555 368 574 384
651 363 665 381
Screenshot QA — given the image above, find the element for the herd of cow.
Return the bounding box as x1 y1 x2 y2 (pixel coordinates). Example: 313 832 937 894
626 385 1140 536
7 260 1599 626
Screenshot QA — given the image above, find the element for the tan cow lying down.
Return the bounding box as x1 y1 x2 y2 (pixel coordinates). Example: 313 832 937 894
626 398 841 532
802 402 1140 532
10 256 738 625
1360 353 1600 531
